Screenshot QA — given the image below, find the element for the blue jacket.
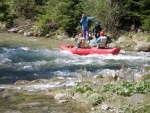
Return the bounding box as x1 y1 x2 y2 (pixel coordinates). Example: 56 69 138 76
80 17 94 28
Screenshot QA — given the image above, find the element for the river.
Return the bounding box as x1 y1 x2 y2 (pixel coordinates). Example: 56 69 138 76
0 32 150 112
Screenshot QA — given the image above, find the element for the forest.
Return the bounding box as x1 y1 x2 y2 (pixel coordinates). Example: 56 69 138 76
0 0 150 36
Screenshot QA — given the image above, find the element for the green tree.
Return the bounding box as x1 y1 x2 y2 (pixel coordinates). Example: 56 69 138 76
34 0 46 5
82 0 125 32
35 0 85 35
0 0 16 27
123 0 150 31
10 0 36 19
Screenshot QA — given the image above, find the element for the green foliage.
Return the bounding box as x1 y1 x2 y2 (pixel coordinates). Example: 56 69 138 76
101 84 112 92
0 0 150 34
34 0 46 5
102 80 150 96
122 103 150 113
11 0 36 19
91 96 104 106
35 0 84 35
83 0 126 31
142 16 150 31
0 0 16 27
71 83 93 93
123 0 150 31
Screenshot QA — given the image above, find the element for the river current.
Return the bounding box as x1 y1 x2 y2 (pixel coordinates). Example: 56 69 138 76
0 45 150 90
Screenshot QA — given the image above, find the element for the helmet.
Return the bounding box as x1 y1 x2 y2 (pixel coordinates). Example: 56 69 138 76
100 31 104 36
95 22 99 25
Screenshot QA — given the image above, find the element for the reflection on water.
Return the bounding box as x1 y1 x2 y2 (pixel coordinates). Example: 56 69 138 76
0 46 150 85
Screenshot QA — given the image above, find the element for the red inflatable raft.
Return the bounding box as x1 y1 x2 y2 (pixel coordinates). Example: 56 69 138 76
60 44 121 55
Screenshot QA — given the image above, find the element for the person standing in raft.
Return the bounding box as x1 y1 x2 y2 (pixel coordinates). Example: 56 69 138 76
80 14 94 43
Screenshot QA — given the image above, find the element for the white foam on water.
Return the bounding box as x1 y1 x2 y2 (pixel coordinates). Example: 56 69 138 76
20 47 30 51
0 58 12 64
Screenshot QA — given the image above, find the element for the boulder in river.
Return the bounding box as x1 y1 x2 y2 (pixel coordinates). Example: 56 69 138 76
133 42 150 52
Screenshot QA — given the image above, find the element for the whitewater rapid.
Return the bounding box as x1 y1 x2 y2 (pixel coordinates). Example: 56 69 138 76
0 46 150 90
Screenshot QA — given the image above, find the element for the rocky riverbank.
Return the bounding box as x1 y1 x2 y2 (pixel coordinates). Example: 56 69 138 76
1 74 149 113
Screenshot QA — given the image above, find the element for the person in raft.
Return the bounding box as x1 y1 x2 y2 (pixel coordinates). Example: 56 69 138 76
92 31 108 48
93 21 102 39
76 33 86 48
80 14 94 43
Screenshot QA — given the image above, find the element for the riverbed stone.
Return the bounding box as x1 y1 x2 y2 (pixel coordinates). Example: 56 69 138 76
54 93 66 101
8 28 18 33
17 102 42 108
129 94 145 105
133 42 150 52
58 99 68 104
117 36 127 43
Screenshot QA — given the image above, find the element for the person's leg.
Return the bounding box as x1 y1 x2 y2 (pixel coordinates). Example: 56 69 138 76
82 28 86 40
95 31 99 39
97 32 100 38
85 28 89 41
95 32 97 38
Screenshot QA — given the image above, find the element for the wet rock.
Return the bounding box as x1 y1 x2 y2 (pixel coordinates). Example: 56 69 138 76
45 34 50 38
24 31 34 37
58 99 68 104
18 30 24 34
8 28 18 33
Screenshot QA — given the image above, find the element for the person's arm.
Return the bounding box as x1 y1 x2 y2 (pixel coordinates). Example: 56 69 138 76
80 18 83 23
87 17 94 20
93 37 101 44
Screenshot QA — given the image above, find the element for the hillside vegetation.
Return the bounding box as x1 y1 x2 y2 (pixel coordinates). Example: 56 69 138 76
0 0 150 36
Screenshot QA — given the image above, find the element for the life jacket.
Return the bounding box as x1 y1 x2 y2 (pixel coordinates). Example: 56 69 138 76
79 38 86 48
98 36 107 47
